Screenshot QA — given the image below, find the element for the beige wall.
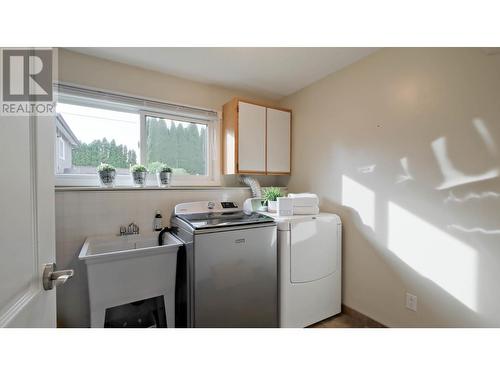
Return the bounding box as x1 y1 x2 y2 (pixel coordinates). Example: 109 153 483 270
280 48 500 327
58 48 277 110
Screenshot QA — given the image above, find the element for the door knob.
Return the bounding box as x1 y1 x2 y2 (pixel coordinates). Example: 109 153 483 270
42 263 74 291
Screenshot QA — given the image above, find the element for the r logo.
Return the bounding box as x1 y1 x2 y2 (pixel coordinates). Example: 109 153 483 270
2 49 52 102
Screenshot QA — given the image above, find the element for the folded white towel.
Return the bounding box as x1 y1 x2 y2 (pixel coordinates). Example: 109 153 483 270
289 198 319 208
288 193 319 206
292 205 320 215
288 193 318 199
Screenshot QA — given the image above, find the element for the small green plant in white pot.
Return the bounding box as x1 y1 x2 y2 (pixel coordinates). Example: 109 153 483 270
96 163 116 188
130 164 148 187
149 162 173 187
263 186 283 213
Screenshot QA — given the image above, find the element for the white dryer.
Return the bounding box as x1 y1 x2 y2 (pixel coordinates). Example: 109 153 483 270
266 212 342 327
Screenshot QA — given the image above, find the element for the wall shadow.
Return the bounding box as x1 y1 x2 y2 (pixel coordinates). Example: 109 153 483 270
324 199 482 327
317 117 500 326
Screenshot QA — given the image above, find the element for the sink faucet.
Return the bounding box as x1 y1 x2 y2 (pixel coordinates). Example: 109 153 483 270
119 223 140 236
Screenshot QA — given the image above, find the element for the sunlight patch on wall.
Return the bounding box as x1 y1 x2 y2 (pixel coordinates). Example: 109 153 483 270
444 191 500 204
396 157 414 184
357 164 376 174
342 175 375 230
432 137 498 190
473 118 497 156
448 224 500 235
388 201 477 310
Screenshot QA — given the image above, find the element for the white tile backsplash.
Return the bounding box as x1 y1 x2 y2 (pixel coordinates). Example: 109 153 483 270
55 188 253 327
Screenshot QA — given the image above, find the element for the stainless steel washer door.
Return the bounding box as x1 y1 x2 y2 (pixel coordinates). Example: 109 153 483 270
193 225 278 327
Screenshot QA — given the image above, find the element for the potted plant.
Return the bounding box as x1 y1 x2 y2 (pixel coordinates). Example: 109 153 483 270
96 163 116 188
263 186 283 213
130 164 148 187
149 162 173 187
157 164 173 187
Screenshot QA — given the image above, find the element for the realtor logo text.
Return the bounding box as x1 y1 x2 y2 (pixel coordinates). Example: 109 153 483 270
1 48 54 116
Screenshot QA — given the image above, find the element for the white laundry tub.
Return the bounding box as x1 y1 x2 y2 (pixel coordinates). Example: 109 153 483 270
79 233 182 328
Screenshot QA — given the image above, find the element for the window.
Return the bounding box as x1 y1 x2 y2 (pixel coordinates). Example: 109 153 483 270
143 113 208 176
56 103 140 178
55 88 220 187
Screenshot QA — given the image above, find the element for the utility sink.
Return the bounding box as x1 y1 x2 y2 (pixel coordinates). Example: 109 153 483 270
79 232 183 328
79 232 182 263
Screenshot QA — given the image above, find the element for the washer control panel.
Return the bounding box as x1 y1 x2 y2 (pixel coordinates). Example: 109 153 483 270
221 202 238 209
175 201 240 215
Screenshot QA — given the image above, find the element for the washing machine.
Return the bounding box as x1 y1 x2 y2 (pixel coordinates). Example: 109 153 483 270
170 201 278 328
265 212 342 327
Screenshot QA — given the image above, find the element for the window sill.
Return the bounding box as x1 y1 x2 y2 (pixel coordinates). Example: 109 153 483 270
55 173 221 188
55 185 252 192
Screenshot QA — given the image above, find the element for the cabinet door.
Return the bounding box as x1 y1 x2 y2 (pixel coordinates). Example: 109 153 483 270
266 108 291 174
238 102 266 173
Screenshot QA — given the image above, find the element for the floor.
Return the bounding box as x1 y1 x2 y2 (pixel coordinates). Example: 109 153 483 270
310 313 385 328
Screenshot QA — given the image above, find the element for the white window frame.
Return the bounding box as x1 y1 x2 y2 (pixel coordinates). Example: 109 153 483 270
54 86 221 187
140 111 220 187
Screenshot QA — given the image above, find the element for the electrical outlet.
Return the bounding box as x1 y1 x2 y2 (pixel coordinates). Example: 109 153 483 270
406 293 417 312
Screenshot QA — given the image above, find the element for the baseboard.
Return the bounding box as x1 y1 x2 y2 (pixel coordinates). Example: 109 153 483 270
342 304 386 328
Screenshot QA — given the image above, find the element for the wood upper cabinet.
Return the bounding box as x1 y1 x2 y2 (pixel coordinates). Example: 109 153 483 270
222 98 291 175
238 102 267 173
266 108 291 174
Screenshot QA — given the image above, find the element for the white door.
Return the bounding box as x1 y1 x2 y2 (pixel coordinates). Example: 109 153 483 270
0 111 59 327
238 101 266 173
266 108 291 174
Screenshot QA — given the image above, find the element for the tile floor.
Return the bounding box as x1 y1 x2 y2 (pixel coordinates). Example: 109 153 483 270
310 313 385 328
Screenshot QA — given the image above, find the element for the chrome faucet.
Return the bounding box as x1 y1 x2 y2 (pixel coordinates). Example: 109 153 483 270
119 222 140 236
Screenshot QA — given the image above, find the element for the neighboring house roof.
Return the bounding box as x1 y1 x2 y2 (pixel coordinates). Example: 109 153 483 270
56 113 80 147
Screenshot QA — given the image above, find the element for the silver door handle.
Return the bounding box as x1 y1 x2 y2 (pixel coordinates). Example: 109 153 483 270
42 263 74 290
